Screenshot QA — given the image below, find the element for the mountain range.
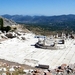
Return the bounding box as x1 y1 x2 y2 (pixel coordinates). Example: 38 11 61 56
1 14 75 24
1 14 75 32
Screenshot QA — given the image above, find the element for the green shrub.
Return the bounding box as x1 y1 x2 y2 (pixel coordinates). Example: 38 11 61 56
4 26 11 32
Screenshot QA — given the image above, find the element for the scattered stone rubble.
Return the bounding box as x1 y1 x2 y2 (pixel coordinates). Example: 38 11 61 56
0 31 26 41
0 61 75 75
0 31 74 42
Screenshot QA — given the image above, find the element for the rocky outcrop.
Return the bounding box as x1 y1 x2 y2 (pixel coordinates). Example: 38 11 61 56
0 16 17 27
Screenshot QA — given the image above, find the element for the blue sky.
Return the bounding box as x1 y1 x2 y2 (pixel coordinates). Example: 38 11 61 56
0 0 75 16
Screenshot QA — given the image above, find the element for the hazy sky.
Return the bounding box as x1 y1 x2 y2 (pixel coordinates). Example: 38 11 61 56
0 0 75 16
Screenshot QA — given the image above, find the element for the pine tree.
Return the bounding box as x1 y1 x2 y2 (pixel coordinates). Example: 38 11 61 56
0 18 4 31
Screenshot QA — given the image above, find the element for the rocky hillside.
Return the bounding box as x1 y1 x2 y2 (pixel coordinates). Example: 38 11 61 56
0 16 30 33
0 16 17 26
